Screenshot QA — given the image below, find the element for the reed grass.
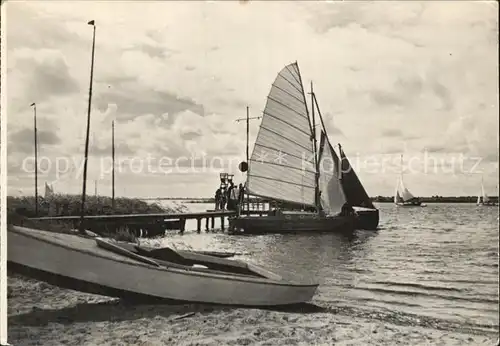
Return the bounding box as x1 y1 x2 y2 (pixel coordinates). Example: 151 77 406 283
7 194 171 239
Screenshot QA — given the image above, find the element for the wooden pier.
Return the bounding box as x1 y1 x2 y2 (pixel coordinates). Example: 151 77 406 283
28 210 237 237
27 200 274 237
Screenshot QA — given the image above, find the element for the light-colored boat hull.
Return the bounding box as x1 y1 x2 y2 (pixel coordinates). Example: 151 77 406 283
8 226 318 306
395 202 427 207
477 203 498 207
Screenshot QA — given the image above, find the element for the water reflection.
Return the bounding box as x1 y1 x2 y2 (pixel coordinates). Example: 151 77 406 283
150 202 498 331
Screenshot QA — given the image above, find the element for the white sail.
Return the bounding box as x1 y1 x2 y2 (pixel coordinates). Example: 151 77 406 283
395 155 416 203
318 132 346 215
481 181 490 203
399 179 415 201
394 176 415 203
44 182 54 198
247 62 316 206
394 180 401 204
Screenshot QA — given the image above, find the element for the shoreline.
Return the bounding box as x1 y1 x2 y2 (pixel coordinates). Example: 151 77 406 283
7 275 498 346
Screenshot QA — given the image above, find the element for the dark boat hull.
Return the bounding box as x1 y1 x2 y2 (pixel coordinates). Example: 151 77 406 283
353 208 379 230
228 213 355 235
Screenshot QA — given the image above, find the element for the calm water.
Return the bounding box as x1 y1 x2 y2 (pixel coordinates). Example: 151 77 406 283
155 202 499 335
7 202 499 344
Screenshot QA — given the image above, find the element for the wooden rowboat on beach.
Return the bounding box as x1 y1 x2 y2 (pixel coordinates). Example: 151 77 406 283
7 226 318 306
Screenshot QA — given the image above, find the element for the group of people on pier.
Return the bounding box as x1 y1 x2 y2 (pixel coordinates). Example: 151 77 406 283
215 182 244 211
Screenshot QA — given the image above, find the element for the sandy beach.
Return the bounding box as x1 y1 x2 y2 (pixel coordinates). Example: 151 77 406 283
7 275 497 346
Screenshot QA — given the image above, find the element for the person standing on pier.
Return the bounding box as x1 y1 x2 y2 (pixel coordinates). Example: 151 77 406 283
226 181 235 210
238 183 244 206
220 187 227 210
215 188 222 210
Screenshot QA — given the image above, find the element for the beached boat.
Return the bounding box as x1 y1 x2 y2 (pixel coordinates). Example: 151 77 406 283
394 155 426 207
190 250 237 258
476 177 497 207
337 143 380 229
228 62 378 234
8 225 318 306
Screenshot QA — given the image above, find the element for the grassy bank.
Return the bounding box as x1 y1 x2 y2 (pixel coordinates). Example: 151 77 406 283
6 194 173 240
372 196 499 203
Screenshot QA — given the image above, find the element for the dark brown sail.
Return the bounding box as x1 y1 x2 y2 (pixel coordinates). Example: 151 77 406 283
338 146 375 209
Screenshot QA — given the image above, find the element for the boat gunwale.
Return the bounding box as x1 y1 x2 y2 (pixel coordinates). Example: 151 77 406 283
9 226 318 288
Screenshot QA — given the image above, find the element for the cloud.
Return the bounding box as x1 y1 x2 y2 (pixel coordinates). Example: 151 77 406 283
6 5 84 50
8 127 61 155
93 83 205 123
381 128 403 138
5 1 498 197
7 48 80 111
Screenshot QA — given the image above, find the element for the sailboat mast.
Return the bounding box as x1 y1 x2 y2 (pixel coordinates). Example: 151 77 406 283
312 93 328 135
310 82 319 209
31 102 38 216
294 62 319 210
246 106 250 166
313 92 343 181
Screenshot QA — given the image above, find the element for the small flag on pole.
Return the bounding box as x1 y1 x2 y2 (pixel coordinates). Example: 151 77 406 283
30 103 35 106
88 20 95 25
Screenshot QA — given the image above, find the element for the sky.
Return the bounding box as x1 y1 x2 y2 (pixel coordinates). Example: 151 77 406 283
3 0 499 198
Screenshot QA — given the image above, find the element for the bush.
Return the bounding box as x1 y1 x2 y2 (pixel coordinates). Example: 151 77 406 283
7 195 168 218
7 194 174 235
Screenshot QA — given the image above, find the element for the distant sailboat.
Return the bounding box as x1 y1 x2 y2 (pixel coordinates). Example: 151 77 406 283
394 155 426 207
476 176 497 207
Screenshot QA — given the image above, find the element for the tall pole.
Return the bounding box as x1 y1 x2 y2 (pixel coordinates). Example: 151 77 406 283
246 106 249 167
94 179 97 196
400 154 403 175
112 120 115 211
79 20 96 234
246 106 250 216
310 82 319 211
235 108 260 215
30 102 38 216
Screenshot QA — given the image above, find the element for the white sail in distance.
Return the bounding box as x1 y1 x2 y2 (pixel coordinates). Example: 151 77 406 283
247 62 316 206
44 182 54 198
397 177 415 202
318 131 346 215
395 155 415 203
479 177 490 203
394 181 402 204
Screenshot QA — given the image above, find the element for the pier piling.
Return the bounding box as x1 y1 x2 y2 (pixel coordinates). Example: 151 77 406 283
30 210 236 236
196 218 202 233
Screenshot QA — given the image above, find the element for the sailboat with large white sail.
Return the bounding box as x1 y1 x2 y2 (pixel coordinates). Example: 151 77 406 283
228 61 375 234
394 154 426 207
476 177 497 207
